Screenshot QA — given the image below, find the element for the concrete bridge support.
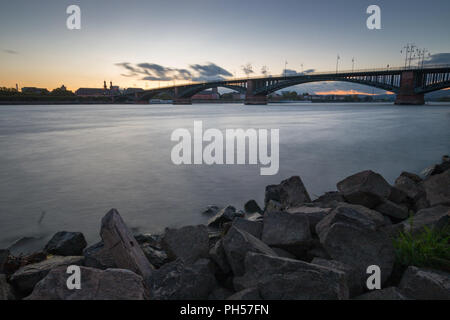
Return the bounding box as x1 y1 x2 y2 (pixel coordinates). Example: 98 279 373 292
172 87 192 105
245 79 268 105
395 71 425 105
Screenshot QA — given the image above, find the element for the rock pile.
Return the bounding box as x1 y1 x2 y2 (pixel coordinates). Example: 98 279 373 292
0 156 449 300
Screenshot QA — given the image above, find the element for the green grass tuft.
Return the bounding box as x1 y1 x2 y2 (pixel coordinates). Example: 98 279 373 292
393 224 450 272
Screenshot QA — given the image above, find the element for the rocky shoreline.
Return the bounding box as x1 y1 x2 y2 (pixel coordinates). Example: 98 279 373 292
1 156 449 300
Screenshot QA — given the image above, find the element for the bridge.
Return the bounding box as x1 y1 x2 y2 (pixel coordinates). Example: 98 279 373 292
122 65 450 105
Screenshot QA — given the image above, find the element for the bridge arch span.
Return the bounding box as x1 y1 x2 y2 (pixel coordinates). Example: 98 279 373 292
256 78 398 96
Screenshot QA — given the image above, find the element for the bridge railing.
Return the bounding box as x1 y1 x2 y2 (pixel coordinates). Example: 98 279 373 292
140 64 450 91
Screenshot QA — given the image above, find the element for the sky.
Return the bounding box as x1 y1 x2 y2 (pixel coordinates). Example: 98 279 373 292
1 0 449 93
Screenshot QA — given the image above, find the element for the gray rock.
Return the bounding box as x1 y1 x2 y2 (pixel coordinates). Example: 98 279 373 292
0 249 9 274
209 239 231 274
149 258 217 300
375 199 409 220
44 231 87 256
337 170 391 208
400 171 422 183
141 243 169 268
0 274 15 300
313 191 345 205
100 209 154 284
162 225 209 264
286 206 332 234
399 266 450 300
208 206 242 228
318 222 395 288
222 227 277 276
316 203 386 236
394 174 425 201
134 233 163 249
26 266 145 300
262 211 312 256
402 205 449 235
265 176 311 209
83 241 116 270
264 200 283 214
231 218 263 239
388 186 409 205
227 287 261 300
234 253 349 300
354 287 408 300
312 258 361 296
10 255 84 295
423 170 450 207
202 205 220 216
244 200 263 214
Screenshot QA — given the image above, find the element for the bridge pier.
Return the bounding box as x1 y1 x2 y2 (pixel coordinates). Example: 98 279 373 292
395 71 425 105
245 79 268 105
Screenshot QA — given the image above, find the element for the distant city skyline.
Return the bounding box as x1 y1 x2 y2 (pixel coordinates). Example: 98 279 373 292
1 0 449 94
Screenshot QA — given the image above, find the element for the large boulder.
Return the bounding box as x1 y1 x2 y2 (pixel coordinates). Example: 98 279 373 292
25 266 145 300
337 170 391 208
0 249 9 274
140 243 169 268
394 173 427 210
227 288 261 300
234 253 349 300
318 222 395 288
423 170 450 207
100 209 154 284
311 258 362 296
354 287 408 300
261 211 312 256
149 258 217 300
264 200 283 214
375 199 409 220
9 256 84 295
162 225 209 264
222 227 277 276
231 218 263 239
399 266 450 300
316 203 386 236
44 231 87 256
313 191 345 206
244 200 263 214
0 275 15 300
401 205 449 235
264 176 311 209
208 206 243 228
286 206 332 234
83 241 116 270
209 239 231 274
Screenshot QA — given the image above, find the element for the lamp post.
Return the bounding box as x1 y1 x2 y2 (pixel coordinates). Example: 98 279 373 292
336 54 340 74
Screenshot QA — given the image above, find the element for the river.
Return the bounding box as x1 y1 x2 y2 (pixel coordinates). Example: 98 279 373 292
1 102 449 253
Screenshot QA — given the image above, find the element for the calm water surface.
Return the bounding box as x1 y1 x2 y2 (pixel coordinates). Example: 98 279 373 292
1 102 449 252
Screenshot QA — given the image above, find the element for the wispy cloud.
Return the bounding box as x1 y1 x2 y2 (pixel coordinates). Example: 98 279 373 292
424 53 450 66
116 62 232 81
3 49 19 55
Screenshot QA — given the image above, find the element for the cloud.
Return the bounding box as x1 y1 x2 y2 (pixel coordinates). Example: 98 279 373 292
116 62 232 81
424 53 450 66
3 49 18 55
283 68 316 76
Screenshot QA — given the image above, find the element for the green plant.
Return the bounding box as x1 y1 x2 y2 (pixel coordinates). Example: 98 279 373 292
394 225 450 272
